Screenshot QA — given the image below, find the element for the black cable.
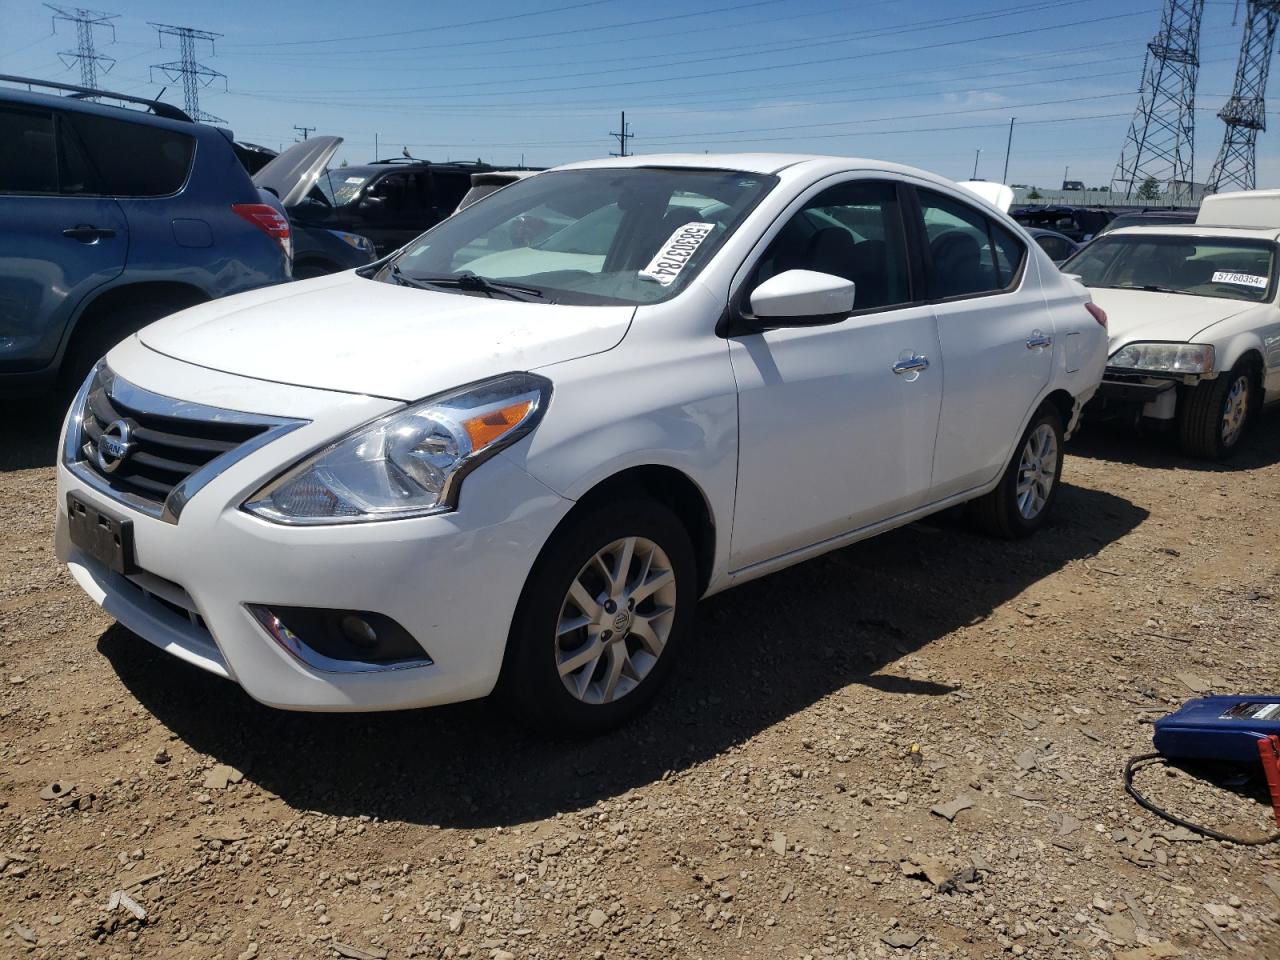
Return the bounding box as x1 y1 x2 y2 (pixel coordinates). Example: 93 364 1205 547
1124 753 1280 846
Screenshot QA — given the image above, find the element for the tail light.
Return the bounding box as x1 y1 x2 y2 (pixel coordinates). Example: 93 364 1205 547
1085 302 1107 329
232 203 293 265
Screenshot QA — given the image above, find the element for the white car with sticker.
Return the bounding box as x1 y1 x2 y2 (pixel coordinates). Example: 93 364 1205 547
1064 188 1280 460
55 154 1106 731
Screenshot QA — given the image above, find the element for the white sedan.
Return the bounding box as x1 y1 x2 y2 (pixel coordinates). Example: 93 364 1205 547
1065 189 1280 459
56 153 1106 731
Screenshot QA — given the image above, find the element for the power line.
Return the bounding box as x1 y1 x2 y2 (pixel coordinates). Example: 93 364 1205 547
149 22 225 123
45 4 116 89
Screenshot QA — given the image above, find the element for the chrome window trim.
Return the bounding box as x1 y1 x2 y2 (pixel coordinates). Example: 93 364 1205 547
63 362 307 524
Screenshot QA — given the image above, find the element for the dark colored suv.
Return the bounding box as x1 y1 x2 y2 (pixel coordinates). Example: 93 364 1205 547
0 76 292 395
298 158 498 256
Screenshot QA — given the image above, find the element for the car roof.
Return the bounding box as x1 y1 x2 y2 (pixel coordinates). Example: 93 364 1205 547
1105 223 1280 242
553 152 978 193
0 83 201 134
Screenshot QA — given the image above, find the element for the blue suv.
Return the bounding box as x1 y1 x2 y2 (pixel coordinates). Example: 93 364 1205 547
0 76 293 395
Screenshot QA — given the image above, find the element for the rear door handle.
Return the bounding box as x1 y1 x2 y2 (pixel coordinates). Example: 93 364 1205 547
892 354 930 375
62 225 116 243
1026 331 1052 349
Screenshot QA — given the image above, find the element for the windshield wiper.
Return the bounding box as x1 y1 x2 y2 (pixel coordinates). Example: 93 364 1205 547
397 269 546 302
386 262 436 290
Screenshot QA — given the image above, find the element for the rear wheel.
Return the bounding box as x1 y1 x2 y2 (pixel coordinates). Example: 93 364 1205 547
968 406 1064 539
1178 360 1255 460
496 498 697 734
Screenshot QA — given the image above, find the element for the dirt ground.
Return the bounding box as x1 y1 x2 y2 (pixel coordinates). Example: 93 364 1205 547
3 398 1280 960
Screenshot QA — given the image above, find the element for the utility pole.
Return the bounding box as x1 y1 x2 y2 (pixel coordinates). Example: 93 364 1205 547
972 148 981 179
1002 117 1016 183
149 22 225 123
45 4 117 90
293 125 315 141
610 110 633 157
374 132 379 159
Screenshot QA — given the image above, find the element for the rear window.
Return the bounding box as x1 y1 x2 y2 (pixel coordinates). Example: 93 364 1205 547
68 113 195 197
0 106 58 194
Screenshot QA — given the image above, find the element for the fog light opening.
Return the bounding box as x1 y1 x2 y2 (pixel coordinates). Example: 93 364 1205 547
340 614 378 648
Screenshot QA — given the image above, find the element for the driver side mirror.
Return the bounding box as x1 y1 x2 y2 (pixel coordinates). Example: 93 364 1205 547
745 269 856 328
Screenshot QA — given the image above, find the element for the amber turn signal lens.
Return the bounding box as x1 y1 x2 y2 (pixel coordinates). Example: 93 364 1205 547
462 399 535 449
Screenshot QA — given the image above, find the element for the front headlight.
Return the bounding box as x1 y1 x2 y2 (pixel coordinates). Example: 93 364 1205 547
328 229 375 255
1108 342 1215 375
243 372 551 524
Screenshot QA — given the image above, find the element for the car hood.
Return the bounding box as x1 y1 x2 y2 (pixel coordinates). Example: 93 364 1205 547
1087 287 1254 354
253 135 341 208
137 272 635 401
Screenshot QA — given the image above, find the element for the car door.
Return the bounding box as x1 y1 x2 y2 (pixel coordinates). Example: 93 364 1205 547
911 186 1053 499
0 104 127 374
728 178 943 571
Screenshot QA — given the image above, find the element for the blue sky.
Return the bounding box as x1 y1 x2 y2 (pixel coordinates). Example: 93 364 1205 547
0 0 1272 187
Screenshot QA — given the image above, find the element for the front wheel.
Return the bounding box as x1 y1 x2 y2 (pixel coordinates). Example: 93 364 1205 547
496 498 697 735
1178 361 1255 460
968 406 1064 539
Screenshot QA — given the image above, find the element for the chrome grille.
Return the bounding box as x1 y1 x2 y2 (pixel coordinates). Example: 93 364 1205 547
66 364 305 523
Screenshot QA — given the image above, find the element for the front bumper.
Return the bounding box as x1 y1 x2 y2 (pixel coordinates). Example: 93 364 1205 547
1085 374 1179 422
56 342 573 712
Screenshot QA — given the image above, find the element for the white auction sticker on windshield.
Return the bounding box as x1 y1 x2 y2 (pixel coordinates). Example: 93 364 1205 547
345 176 364 184
639 222 716 285
1212 271 1268 289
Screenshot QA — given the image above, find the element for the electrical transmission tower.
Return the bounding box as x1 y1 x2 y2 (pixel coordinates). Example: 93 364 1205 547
1206 1 1280 193
45 4 117 90
1111 0 1206 201
149 23 225 123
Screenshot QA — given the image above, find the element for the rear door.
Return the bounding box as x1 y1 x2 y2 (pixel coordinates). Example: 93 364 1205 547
911 186 1053 499
0 104 127 374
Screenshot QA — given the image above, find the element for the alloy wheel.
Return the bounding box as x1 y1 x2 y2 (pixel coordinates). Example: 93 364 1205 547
555 536 677 705
1221 374 1250 447
1016 423 1058 520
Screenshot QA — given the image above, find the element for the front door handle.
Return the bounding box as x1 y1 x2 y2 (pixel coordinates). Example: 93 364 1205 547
892 354 930 375
62 225 116 243
1026 331 1053 349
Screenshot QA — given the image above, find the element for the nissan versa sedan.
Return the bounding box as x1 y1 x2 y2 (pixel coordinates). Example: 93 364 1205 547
56 154 1107 732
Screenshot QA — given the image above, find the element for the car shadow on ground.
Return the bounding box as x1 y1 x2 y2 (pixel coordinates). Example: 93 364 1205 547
99 480 1147 829
1069 406 1280 473
2 395 66 472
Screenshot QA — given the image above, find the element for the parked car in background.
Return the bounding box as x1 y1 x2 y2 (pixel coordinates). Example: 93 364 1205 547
1027 227 1080 264
455 169 540 212
1064 189 1280 459
294 155 496 256
1093 209 1198 237
0 75 292 395
250 137 376 278
57 153 1106 731
1011 205 1115 243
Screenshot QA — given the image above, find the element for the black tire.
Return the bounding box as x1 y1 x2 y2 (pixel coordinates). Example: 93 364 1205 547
968 406 1065 540
496 497 697 735
1177 359 1256 460
292 261 338 280
59 300 175 395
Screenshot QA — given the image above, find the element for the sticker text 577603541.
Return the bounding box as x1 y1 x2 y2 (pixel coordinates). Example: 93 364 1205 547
639 222 716 286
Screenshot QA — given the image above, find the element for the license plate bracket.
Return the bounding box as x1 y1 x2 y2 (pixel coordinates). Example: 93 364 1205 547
67 492 136 576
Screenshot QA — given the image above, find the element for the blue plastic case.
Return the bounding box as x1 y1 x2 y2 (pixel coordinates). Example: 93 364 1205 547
1153 697 1280 765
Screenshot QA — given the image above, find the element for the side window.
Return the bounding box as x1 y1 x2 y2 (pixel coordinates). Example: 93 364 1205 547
917 189 1024 298
68 113 194 197
1034 234 1069 262
753 180 911 311
368 173 422 217
428 172 472 213
0 106 58 194
55 115 101 195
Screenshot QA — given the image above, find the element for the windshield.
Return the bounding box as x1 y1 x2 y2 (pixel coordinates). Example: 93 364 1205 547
1062 235 1276 304
317 167 375 206
383 167 777 306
